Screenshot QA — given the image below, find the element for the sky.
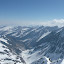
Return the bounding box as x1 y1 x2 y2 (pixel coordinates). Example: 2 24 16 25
0 0 64 26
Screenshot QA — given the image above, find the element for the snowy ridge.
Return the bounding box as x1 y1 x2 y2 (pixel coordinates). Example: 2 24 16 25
56 28 63 33
37 31 51 42
0 26 12 31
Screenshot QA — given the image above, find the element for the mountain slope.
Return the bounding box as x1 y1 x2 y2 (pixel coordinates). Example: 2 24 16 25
0 26 64 64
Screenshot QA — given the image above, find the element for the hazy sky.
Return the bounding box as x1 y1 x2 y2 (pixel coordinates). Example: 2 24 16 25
0 0 64 26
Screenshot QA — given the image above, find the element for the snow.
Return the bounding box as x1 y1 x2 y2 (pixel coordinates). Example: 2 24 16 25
0 42 6 47
21 39 30 42
22 28 29 31
0 60 14 64
56 28 62 33
12 32 18 36
37 31 51 42
0 44 8 52
0 38 9 44
0 42 23 64
61 59 64 64
0 43 10 59
0 26 64 64
16 62 23 64
0 26 12 31
0 54 9 60
21 50 42 64
44 56 51 64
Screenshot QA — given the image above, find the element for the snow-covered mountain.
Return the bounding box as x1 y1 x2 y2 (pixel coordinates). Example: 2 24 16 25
0 26 64 64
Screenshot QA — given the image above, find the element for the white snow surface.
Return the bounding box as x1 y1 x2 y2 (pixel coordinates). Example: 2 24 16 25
44 56 51 64
0 42 23 64
61 59 64 64
21 49 42 64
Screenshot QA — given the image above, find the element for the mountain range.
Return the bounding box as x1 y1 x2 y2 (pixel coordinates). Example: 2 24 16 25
0 25 64 64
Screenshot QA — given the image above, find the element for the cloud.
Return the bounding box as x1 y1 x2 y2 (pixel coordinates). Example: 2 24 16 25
49 19 64 27
0 19 64 27
53 19 64 23
18 19 64 27
33 19 64 27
